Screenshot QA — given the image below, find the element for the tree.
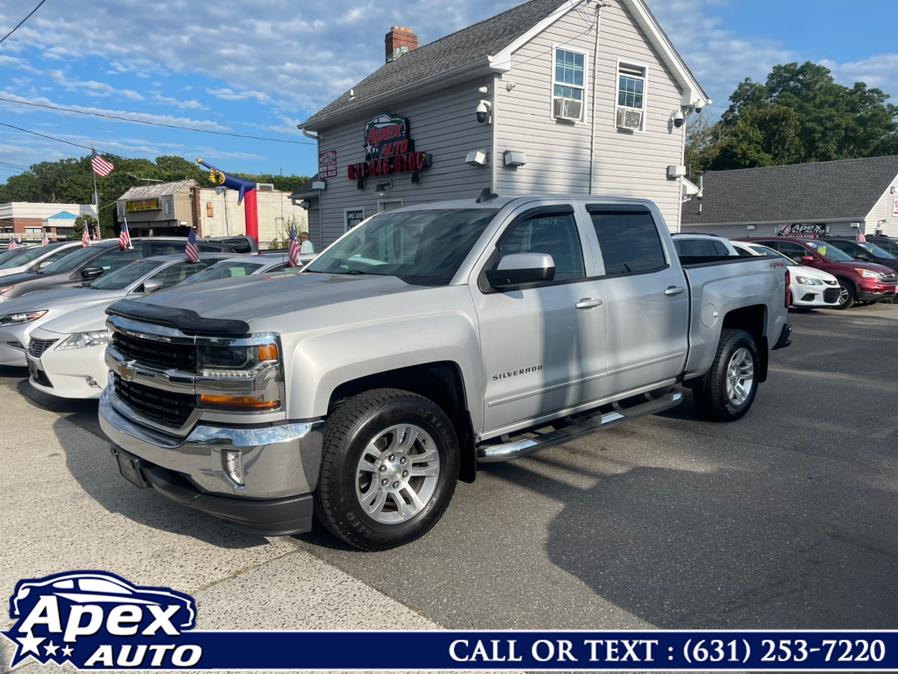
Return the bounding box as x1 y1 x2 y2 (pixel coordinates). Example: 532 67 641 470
74 214 99 239
689 61 898 172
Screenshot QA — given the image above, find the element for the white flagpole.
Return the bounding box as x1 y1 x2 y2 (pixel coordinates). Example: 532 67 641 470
91 148 100 238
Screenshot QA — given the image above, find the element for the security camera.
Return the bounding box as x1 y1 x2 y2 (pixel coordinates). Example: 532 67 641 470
692 102 704 114
476 100 492 124
672 109 685 128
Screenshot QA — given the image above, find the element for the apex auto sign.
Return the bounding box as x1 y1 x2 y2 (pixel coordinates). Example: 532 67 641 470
348 113 431 183
776 223 828 238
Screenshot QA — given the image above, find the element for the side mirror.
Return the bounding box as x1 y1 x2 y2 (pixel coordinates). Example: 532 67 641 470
80 266 103 280
35 259 54 271
486 253 555 290
799 256 815 265
142 280 163 294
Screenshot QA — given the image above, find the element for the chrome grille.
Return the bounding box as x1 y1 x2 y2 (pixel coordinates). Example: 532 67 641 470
112 331 196 371
113 375 195 428
29 338 57 358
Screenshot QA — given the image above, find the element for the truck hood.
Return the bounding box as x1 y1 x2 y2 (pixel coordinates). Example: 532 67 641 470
136 272 423 324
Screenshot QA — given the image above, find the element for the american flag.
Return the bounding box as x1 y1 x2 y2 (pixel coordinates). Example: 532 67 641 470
41 231 49 246
119 219 132 250
91 151 114 177
81 226 90 247
185 228 200 263
8 239 16 251
287 224 300 267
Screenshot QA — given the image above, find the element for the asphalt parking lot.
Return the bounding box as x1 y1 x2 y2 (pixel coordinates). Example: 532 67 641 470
2 302 897 655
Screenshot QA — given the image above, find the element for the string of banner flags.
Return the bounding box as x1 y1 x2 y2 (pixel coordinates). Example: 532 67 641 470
5 150 305 267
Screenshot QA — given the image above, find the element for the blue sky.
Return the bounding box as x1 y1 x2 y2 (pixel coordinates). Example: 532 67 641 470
0 0 896 181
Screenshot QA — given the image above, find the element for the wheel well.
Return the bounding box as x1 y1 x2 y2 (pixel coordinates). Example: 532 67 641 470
722 305 768 382
835 276 855 291
329 362 476 483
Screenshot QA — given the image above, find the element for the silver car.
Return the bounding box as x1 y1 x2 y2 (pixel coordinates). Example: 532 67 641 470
0 253 226 366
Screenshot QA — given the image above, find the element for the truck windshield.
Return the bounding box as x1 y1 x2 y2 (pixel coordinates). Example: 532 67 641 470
305 208 498 286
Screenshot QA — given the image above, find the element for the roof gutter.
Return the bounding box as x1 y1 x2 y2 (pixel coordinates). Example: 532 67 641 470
301 57 500 131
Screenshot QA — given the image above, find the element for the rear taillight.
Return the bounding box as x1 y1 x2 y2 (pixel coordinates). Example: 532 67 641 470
785 269 791 307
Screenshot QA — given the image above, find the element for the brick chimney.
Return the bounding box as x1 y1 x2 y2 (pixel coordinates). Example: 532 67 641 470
385 26 418 63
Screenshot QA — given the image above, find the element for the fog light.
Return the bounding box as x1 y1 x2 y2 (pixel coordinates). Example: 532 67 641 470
222 450 245 486
85 376 100 389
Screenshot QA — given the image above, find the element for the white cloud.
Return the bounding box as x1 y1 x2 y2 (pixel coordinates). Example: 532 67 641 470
207 87 271 104
821 54 898 99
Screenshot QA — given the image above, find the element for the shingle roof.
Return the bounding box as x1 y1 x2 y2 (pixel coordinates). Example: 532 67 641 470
303 0 569 128
683 156 898 225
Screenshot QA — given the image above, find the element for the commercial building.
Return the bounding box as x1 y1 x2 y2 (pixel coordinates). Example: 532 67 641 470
681 155 898 239
0 202 97 242
297 0 710 249
116 180 308 247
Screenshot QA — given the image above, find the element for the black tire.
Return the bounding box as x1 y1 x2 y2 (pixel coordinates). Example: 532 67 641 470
692 328 760 422
835 278 856 310
314 388 459 551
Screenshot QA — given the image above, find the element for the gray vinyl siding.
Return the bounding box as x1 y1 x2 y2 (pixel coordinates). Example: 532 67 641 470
315 80 493 246
865 176 898 237
494 0 686 231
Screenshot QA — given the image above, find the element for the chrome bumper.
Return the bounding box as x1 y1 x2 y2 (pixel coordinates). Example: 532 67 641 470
99 388 325 500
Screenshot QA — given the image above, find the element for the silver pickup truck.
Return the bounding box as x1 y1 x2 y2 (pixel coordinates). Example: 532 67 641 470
99 196 792 550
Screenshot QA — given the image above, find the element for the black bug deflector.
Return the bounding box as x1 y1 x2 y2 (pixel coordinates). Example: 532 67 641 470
107 299 250 338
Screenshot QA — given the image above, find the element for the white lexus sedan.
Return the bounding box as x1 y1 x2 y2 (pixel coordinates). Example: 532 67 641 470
25 254 300 399
732 241 841 308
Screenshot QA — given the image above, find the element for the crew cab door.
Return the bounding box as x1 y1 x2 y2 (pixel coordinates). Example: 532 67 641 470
583 204 689 393
473 205 607 437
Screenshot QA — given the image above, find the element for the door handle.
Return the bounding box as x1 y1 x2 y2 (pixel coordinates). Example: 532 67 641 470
664 286 686 297
576 298 604 310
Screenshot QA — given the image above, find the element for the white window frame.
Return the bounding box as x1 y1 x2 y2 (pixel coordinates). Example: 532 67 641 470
614 59 649 133
551 45 588 124
343 207 367 233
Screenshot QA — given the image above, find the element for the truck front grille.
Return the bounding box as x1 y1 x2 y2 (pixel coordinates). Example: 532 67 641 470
113 375 195 428
112 332 196 372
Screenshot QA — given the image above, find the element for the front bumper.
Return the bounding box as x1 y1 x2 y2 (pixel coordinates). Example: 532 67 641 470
25 340 107 399
857 281 897 302
112 447 314 536
773 323 792 351
99 390 325 535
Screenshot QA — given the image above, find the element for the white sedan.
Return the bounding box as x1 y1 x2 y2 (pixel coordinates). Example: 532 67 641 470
26 255 301 399
732 241 841 308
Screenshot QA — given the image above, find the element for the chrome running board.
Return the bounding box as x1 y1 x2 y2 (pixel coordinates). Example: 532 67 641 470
476 391 684 464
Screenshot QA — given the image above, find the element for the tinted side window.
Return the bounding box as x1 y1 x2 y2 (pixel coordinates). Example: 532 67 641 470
735 247 754 258
775 242 809 260
150 260 218 289
590 210 666 275
93 248 143 272
147 242 181 255
497 212 585 282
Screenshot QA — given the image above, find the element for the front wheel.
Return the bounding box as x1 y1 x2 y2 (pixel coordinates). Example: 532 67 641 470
314 388 459 550
835 279 856 310
692 328 760 422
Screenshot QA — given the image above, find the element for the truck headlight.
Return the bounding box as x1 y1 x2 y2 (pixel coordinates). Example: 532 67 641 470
56 329 110 351
197 340 282 411
856 269 884 280
0 310 47 325
794 276 822 286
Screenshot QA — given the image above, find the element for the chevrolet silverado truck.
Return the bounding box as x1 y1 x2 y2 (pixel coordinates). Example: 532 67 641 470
99 196 792 550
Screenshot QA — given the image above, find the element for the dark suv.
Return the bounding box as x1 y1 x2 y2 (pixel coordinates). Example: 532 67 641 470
864 235 898 257
753 237 897 309
0 236 250 303
822 238 898 274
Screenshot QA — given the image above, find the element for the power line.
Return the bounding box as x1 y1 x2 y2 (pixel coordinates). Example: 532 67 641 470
0 0 47 45
0 96 314 145
0 120 95 150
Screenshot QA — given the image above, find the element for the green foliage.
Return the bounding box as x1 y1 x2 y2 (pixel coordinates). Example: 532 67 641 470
0 155 310 233
686 61 898 175
73 214 99 238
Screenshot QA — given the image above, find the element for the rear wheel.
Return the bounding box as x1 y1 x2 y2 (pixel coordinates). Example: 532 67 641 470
314 388 459 551
835 278 856 310
692 328 760 422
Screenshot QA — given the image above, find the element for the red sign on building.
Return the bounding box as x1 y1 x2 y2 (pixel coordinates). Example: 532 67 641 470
348 113 431 184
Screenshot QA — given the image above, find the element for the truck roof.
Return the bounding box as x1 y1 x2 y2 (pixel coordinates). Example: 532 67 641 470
385 195 660 212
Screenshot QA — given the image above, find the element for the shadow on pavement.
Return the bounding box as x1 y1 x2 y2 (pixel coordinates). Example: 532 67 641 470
488 455 898 629
29 381 269 551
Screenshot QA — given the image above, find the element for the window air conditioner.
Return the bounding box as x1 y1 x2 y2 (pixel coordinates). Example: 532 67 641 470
554 97 582 121
617 108 644 131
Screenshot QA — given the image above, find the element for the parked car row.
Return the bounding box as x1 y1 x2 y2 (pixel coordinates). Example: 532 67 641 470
0 236 313 401
674 233 898 310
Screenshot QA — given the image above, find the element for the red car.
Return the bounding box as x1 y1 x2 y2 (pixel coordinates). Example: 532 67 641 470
753 237 897 309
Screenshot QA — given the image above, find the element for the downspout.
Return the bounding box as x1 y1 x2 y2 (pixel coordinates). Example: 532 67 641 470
588 2 609 195
299 126 323 250
491 74 499 196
